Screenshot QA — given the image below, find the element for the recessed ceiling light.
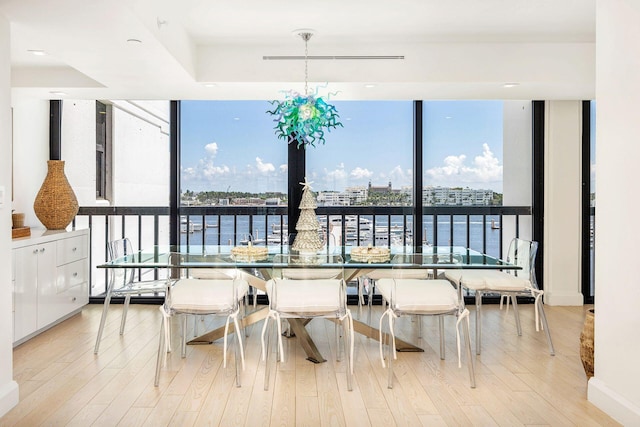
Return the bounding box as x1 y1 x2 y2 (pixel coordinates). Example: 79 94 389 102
364 84 376 88
50 91 67 96
445 116 453 119
28 49 46 56
127 38 142 44
503 82 520 88
233 117 240 121
203 83 217 88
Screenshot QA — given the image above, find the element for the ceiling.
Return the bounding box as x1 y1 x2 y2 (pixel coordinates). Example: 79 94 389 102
1 0 596 101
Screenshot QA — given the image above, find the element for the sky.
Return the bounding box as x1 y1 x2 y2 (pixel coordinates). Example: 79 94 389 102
180 100 505 194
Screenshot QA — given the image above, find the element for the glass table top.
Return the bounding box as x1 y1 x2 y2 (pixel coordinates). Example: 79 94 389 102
97 245 515 270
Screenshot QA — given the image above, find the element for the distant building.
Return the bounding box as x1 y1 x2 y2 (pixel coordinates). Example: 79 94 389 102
344 186 368 204
423 186 494 206
368 181 394 194
317 191 350 206
232 197 265 205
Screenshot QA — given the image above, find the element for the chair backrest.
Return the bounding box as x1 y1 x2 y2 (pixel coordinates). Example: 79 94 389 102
386 253 462 311
268 254 346 315
272 253 344 280
389 253 457 279
506 238 539 287
166 252 245 310
108 238 136 290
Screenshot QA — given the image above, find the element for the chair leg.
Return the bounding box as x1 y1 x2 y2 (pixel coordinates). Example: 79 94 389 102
537 302 556 356
94 291 113 354
335 321 341 362
154 316 166 387
262 316 272 391
511 295 523 336
342 316 353 391
234 326 242 387
181 315 188 357
462 313 476 388
120 295 131 335
439 316 445 360
475 291 482 355
387 315 394 389
367 279 375 326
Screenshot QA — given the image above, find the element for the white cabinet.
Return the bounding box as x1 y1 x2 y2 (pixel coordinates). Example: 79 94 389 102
12 229 89 345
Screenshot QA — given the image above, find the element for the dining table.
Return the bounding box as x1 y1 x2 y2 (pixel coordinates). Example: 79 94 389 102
98 244 518 363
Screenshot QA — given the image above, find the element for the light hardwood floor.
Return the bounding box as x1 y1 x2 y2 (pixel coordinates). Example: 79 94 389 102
3 302 618 426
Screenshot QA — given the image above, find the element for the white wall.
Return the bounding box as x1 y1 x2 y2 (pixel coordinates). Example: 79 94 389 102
0 14 20 418
589 1 640 424
110 100 170 206
502 101 533 249
10 99 49 228
61 100 97 205
543 101 583 306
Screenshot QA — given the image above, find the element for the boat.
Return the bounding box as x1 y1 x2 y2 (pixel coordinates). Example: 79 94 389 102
239 230 266 245
180 216 202 233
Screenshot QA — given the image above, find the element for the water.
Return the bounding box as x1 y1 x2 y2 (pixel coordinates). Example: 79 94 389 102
180 214 503 258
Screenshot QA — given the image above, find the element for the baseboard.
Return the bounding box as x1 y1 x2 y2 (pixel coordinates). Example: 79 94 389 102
0 380 19 418
588 377 640 425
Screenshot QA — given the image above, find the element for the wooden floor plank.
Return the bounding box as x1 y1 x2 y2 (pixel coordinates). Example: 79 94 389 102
1 303 620 427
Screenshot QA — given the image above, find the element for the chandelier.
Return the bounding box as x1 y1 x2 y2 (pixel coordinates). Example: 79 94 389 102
267 30 342 149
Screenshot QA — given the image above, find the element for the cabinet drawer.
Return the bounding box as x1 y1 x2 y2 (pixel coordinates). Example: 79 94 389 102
57 235 87 266
57 259 88 293
38 282 88 330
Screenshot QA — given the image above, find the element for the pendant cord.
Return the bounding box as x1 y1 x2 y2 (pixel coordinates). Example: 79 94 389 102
304 36 309 96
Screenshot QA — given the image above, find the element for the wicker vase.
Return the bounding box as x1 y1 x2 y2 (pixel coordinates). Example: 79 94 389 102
580 308 595 379
33 160 79 230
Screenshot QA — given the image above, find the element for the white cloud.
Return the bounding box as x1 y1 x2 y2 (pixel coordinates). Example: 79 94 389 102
279 164 288 173
202 162 230 178
425 143 502 188
182 167 196 180
350 167 373 179
388 165 410 184
325 168 348 181
205 142 218 156
255 157 275 173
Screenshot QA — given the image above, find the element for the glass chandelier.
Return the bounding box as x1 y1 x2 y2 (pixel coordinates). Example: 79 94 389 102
267 31 342 148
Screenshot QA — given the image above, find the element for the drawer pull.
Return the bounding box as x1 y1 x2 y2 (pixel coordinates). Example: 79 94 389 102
39 248 45 253
72 247 77 252
71 297 77 302
73 272 78 277
33 249 39 254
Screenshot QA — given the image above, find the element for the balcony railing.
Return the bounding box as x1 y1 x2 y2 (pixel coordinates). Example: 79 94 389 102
75 205 532 302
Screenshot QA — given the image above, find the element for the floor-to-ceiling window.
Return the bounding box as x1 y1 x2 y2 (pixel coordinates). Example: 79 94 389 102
422 101 511 258
305 101 414 246
179 101 287 245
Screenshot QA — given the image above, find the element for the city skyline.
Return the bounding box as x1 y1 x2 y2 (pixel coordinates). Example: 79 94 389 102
180 100 504 194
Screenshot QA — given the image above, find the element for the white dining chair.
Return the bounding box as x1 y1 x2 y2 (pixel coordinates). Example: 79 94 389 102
444 238 555 356
261 253 354 391
94 237 170 354
376 253 475 389
154 254 249 387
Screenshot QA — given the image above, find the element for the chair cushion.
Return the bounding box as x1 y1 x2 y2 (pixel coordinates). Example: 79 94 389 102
377 278 459 314
444 269 530 291
281 268 342 280
190 268 236 280
267 279 342 314
444 270 485 289
169 278 249 313
367 269 431 280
